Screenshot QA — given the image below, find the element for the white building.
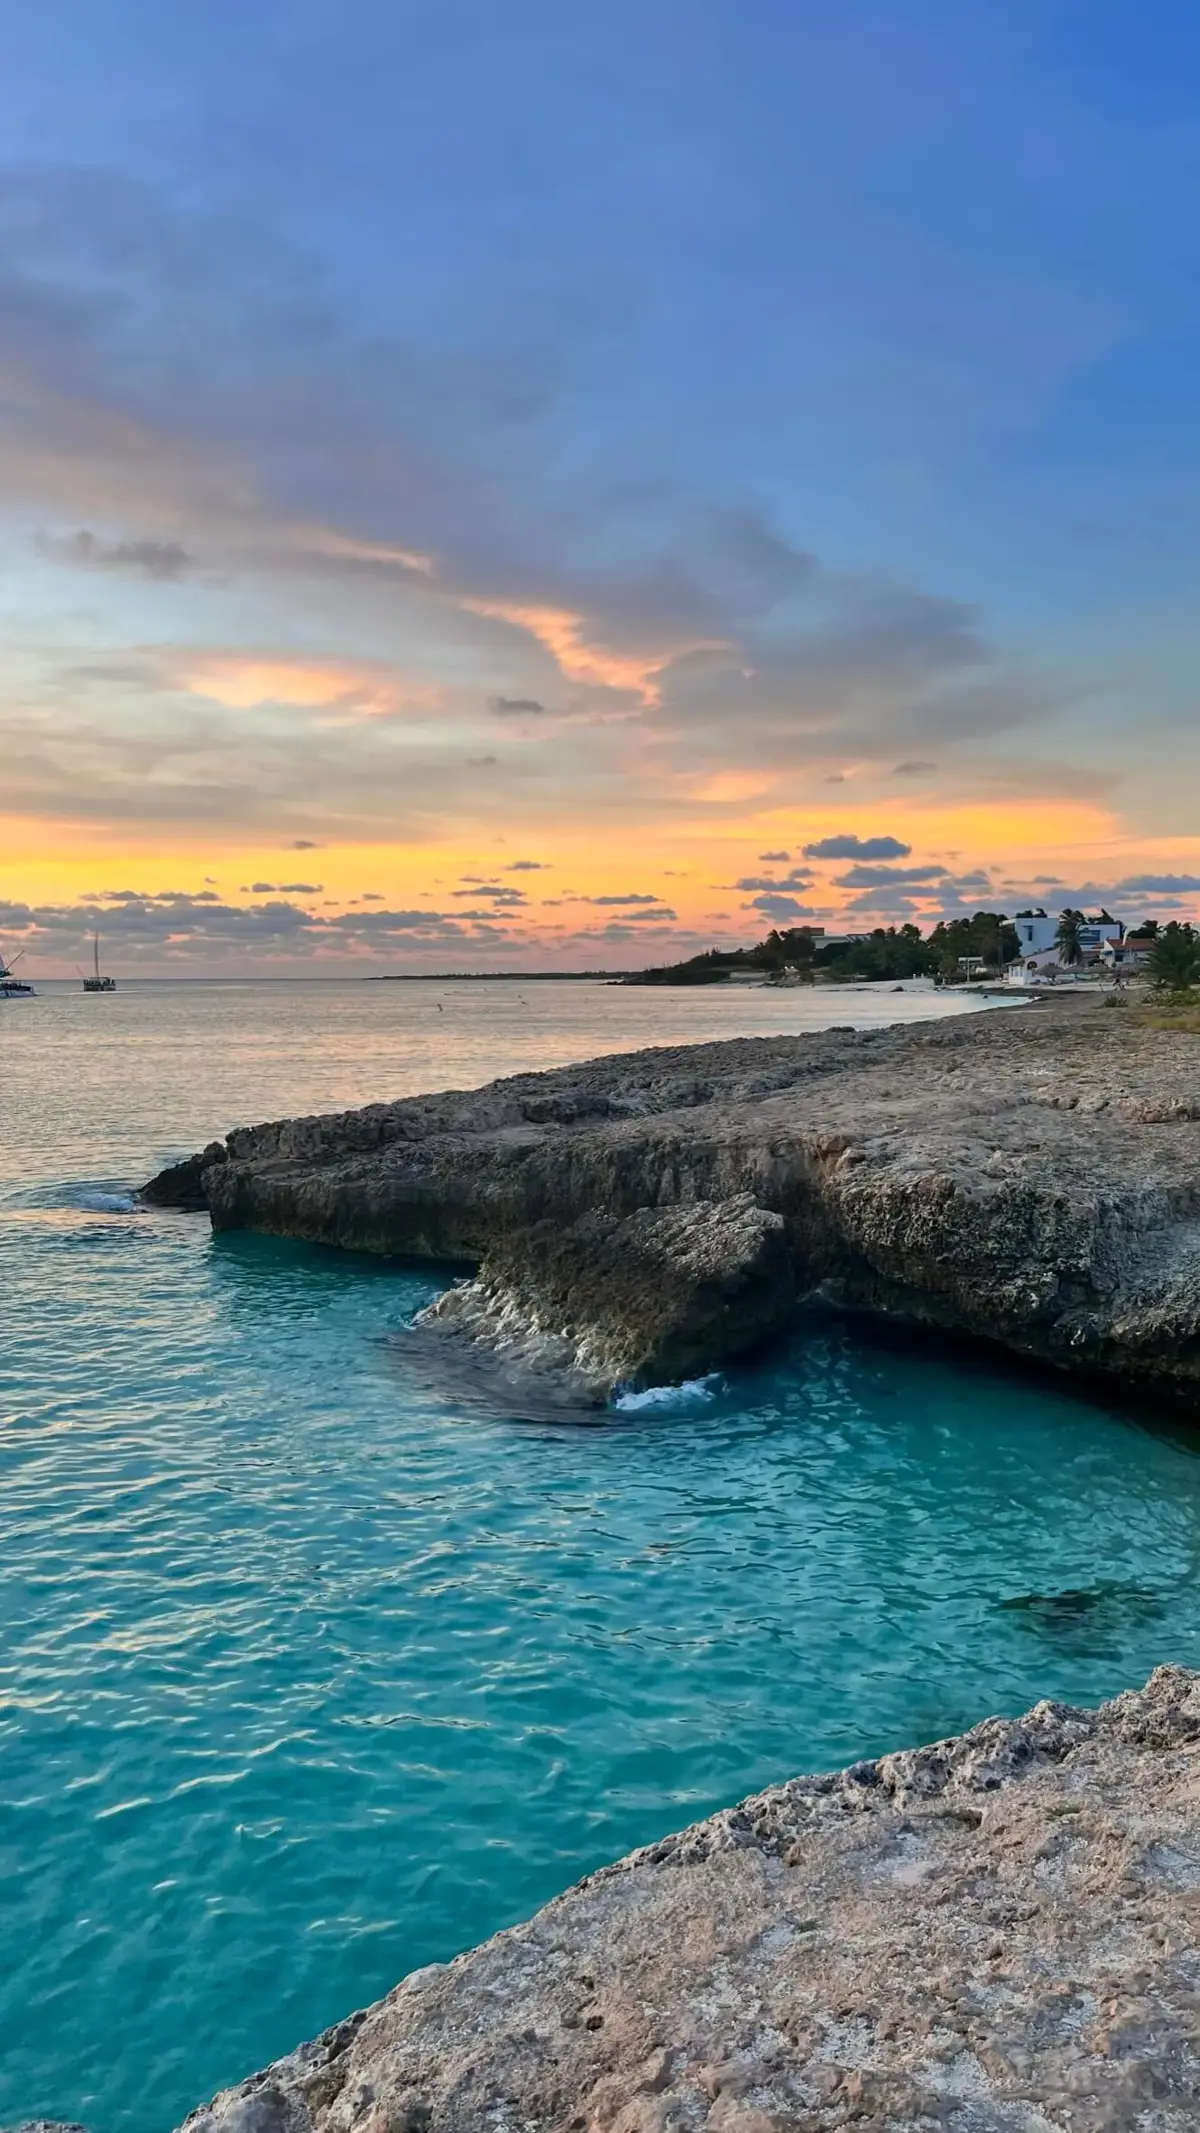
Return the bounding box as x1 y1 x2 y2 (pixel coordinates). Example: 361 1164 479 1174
1011 914 1121 957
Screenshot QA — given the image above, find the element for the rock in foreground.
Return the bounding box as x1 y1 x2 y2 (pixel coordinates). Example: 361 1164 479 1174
181 1665 1200 2133
144 1003 1200 1402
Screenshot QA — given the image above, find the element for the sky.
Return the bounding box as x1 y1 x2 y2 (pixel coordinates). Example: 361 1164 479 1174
4 0 1200 973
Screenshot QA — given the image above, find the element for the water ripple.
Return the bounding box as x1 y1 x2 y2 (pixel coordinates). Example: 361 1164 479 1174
3 981 1199 2133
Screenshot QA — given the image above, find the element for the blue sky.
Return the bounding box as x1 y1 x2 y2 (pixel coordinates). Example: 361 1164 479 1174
4 1 1200 966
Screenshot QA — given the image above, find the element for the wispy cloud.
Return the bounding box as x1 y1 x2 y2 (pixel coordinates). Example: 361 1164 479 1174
581 892 665 906
240 880 323 894
175 655 407 717
0 120 1187 957
37 528 195 581
732 870 813 892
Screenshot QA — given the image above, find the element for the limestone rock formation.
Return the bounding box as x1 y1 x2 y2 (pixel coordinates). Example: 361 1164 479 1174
0 2123 88 2133
144 1002 1200 1401
179 1665 1200 2132
418 1196 792 1402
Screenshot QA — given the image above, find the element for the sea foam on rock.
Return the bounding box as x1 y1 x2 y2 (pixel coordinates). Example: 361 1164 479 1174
416 1195 792 1403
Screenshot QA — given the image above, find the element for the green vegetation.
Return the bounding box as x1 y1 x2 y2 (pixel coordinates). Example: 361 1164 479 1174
629 912 1021 987
1055 908 1083 966
1135 996 1200 1034
927 913 1020 979
631 950 735 986
1146 921 1200 993
629 903 1200 996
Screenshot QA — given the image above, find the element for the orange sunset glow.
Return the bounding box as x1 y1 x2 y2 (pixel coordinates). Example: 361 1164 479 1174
4 14 1200 979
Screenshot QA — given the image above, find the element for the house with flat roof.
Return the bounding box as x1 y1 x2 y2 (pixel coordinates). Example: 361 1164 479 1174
1011 913 1122 958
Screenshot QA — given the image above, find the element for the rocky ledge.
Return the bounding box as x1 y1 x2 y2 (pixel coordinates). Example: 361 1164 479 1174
176 1664 1200 2133
144 1001 1200 1403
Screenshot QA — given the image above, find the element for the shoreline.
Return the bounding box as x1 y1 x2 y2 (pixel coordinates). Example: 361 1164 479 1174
144 998 1200 1408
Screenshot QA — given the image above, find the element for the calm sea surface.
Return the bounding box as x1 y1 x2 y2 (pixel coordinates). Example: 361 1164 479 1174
3 979 1199 2132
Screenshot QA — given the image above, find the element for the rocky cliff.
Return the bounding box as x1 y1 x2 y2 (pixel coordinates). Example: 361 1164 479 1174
144 1002 1200 1402
176 1664 1200 2133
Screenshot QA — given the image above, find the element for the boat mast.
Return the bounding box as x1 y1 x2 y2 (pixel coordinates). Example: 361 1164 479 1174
94 932 100 981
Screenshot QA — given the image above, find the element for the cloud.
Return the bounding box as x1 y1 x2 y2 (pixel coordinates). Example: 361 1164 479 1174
581 893 664 906
177 654 401 715
570 916 682 944
833 863 949 887
746 892 820 922
841 890 925 916
505 859 550 871
291 839 323 850
892 760 937 776
0 891 494 964
732 870 814 891
1116 873 1200 893
608 905 677 922
37 528 195 581
758 849 791 861
450 883 527 905
472 599 692 702
804 835 913 860
98 885 222 904
652 581 1008 771
0 161 1104 912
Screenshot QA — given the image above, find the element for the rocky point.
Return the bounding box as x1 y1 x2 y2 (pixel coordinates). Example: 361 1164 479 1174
144 1000 1200 1404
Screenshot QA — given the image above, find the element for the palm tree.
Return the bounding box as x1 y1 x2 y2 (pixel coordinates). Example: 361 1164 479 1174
1055 909 1083 966
1146 922 1200 993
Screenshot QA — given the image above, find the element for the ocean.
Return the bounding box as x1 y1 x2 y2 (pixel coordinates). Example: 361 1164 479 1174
3 978 1199 2132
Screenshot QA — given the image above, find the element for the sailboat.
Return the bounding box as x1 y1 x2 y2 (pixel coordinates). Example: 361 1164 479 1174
0 946 35 998
83 933 116 993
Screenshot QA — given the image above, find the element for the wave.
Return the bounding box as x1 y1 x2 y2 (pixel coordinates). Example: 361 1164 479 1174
613 1373 724 1413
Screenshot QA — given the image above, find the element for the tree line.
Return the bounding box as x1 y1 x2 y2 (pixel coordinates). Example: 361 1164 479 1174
629 911 1200 989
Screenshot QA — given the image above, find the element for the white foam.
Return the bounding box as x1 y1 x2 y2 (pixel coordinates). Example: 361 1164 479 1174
75 1190 137 1213
613 1373 724 1413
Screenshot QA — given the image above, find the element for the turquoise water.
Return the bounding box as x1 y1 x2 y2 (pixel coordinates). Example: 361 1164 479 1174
3 980 1200 2132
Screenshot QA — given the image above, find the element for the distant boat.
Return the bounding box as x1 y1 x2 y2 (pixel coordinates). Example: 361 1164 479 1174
83 934 116 994
0 946 35 999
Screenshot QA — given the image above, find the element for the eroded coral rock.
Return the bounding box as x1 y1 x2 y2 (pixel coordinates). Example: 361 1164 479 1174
144 1004 1200 1400
418 1196 793 1401
179 1666 1200 2133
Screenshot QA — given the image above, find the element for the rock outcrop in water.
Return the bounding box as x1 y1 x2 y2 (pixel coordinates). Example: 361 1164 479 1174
175 1664 1200 2132
143 1001 1200 1402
